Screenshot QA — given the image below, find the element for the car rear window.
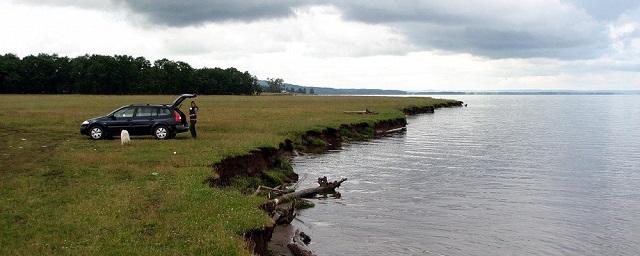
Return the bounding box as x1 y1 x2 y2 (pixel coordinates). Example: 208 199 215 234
136 107 157 117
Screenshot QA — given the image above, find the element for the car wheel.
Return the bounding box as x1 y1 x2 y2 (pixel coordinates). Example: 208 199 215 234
89 125 105 140
153 125 169 140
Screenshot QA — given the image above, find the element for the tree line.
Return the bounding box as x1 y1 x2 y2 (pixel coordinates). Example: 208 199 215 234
0 53 262 95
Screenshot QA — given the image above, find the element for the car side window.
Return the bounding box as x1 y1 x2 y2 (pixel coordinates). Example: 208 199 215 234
113 107 135 118
159 108 171 116
135 107 157 117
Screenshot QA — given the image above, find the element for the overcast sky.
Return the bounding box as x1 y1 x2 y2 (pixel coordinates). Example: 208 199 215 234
1 0 639 90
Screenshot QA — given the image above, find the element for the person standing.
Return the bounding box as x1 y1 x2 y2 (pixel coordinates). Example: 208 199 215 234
189 101 198 138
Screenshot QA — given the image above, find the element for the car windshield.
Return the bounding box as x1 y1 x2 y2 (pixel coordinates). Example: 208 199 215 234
112 107 135 118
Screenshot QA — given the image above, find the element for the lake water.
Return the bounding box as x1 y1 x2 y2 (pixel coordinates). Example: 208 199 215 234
292 95 640 256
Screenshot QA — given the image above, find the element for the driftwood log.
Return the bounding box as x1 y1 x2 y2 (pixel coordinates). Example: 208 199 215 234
261 177 347 212
283 176 346 203
343 108 378 115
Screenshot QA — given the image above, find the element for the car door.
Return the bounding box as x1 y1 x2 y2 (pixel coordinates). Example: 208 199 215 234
131 106 156 135
108 107 135 135
170 94 196 109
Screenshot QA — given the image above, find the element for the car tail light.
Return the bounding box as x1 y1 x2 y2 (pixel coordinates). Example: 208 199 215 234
174 111 182 123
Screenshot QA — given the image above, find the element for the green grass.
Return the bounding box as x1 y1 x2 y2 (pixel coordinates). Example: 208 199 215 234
0 94 456 255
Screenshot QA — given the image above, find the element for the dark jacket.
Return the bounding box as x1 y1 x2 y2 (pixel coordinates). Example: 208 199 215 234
189 106 198 120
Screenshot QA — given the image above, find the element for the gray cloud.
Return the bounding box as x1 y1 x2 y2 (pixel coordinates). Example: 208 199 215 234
413 27 608 59
333 1 611 59
117 0 311 26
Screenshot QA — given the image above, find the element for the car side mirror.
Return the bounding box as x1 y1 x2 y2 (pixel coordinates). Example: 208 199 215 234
109 115 116 120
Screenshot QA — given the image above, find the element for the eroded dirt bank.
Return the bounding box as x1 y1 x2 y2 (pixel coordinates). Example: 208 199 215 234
208 101 463 255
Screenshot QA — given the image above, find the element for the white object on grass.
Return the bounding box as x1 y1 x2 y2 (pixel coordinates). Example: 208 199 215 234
121 130 131 145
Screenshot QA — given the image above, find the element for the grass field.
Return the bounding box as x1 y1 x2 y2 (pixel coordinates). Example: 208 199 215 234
0 94 455 255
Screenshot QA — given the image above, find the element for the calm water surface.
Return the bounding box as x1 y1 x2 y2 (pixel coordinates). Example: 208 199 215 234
293 95 640 256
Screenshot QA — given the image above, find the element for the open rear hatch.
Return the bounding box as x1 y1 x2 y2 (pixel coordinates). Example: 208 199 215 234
171 94 197 108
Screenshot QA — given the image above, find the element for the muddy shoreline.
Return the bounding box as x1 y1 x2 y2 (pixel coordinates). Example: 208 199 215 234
208 101 463 255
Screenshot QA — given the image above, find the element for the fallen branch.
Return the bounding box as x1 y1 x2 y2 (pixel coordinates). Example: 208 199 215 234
261 177 347 211
275 177 346 205
252 185 287 196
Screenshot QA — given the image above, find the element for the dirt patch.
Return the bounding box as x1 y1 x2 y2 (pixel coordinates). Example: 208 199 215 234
209 139 296 186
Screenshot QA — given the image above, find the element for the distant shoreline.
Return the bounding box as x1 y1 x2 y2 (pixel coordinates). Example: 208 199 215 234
409 91 640 95
267 80 640 96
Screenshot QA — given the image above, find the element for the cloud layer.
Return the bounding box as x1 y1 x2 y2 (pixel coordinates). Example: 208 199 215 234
4 0 640 90
110 0 637 60
19 0 640 60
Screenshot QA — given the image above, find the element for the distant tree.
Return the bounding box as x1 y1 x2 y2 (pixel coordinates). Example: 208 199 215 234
150 59 195 94
309 88 315 95
130 56 153 93
296 88 306 94
0 54 23 93
266 78 284 93
251 75 262 95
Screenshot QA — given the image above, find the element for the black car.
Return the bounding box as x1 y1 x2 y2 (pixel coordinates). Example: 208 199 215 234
80 94 196 140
